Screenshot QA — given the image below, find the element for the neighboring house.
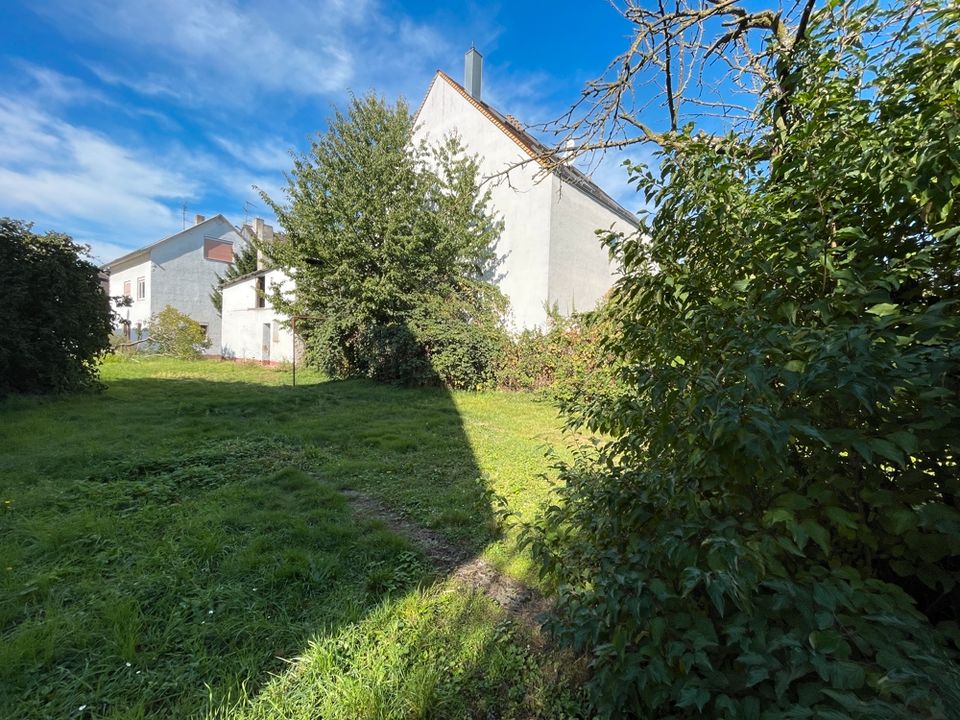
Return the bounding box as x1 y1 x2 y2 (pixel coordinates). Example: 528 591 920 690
103 214 244 353
220 219 299 364
221 266 298 364
413 48 638 330
220 47 638 361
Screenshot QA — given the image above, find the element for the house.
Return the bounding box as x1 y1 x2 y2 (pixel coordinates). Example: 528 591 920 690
219 219 299 364
103 214 244 352
220 47 638 361
412 48 637 329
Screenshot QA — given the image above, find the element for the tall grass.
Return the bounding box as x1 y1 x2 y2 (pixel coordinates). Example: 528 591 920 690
0 357 580 718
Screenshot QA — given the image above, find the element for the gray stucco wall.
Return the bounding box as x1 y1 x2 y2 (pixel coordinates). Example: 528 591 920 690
149 217 242 353
546 176 630 316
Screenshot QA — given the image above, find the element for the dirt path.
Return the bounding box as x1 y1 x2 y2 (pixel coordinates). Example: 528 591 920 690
343 489 551 634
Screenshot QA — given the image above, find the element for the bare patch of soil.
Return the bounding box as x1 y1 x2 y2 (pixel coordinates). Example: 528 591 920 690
343 489 551 634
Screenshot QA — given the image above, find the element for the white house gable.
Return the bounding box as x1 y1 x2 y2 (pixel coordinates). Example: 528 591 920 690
412 63 636 329
413 73 555 330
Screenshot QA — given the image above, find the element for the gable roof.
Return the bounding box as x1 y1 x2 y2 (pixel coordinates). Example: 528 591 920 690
102 214 238 269
416 71 638 227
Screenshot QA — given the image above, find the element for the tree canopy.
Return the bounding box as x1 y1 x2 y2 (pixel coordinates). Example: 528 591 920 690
262 93 505 387
0 218 113 395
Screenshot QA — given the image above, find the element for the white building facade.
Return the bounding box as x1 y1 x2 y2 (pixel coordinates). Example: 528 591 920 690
220 267 297 364
104 214 243 352
220 48 638 361
412 56 637 329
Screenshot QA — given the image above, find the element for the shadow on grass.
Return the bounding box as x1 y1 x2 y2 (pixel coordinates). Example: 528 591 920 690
0 370 573 718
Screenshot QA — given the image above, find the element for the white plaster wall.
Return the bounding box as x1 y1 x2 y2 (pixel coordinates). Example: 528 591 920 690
547 176 630 316
106 255 152 337
412 77 555 330
149 217 242 353
220 269 297 363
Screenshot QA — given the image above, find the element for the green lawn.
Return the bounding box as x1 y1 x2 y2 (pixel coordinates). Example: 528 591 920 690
0 357 582 719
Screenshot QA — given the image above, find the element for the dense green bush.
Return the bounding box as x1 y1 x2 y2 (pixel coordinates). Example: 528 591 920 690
524 4 960 717
0 218 112 395
147 306 211 359
496 306 622 406
409 286 509 389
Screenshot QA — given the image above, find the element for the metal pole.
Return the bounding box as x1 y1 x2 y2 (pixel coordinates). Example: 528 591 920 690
292 316 297 387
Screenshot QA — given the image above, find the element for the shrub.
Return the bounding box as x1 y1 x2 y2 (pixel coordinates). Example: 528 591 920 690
496 306 622 407
304 285 509 389
147 306 210 359
409 286 509 390
0 218 113 395
523 4 960 718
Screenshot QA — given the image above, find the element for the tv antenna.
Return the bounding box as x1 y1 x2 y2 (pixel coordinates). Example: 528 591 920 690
181 200 188 230
243 199 255 227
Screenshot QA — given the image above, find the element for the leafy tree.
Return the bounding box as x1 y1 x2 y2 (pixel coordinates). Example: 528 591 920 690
261 93 505 387
210 240 259 314
522 2 960 717
0 218 113 394
147 306 210 359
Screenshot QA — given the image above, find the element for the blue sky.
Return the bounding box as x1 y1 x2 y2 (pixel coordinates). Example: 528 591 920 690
0 0 650 263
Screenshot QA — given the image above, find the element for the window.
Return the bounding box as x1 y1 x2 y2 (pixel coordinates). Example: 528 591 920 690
204 237 234 263
122 280 131 299
256 276 266 308
199 324 209 340
136 276 146 300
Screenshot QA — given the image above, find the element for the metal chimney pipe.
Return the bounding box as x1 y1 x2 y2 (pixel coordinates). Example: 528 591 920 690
464 46 483 100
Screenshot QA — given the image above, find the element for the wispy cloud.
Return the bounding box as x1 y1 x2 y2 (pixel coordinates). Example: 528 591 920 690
212 135 292 173
0 94 196 262
37 0 373 106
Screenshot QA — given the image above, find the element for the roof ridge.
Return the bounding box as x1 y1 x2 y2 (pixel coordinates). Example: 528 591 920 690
103 213 237 268
423 71 638 227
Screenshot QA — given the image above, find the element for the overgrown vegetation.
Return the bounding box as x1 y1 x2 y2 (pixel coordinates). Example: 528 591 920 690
495 306 622 407
0 218 112 395
148 305 211 358
0 357 578 718
263 94 507 389
523 2 960 717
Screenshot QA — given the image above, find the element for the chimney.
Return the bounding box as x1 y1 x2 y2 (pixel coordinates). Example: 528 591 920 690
464 46 482 100
194 214 205 225
251 217 274 271
252 217 274 242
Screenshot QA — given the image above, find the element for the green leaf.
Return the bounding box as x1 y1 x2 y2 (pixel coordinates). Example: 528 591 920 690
801 520 831 554
866 302 898 316
677 685 710 711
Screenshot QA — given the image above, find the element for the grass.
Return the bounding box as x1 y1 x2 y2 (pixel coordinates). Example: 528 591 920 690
0 356 582 718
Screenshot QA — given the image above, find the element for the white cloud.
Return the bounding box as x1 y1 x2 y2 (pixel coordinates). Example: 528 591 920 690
40 0 368 103
0 95 196 262
212 135 292 173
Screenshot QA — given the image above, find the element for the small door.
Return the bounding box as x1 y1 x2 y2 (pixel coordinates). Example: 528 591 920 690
262 323 271 362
